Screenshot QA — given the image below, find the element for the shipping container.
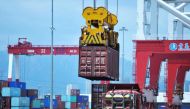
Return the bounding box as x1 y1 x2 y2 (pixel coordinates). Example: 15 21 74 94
57 101 64 109
77 95 89 103
11 107 29 109
11 97 30 107
43 99 58 108
61 95 67 102
21 89 27 97
26 89 38 97
70 89 80 96
0 80 9 91
61 95 77 102
32 99 44 108
79 46 119 80
2 87 21 97
44 95 50 99
67 96 77 102
28 96 37 102
9 81 26 89
1 97 11 109
65 102 77 109
77 102 89 109
55 95 61 101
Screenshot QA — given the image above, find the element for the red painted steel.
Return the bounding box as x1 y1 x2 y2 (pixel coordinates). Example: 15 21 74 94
176 65 190 90
8 38 79 55
8 45 79 55
149 54 163 90
134 40 190 105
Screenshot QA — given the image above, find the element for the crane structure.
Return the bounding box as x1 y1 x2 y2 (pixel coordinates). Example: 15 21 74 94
136 0 190 108
80 6 119 50
134 40 190 107
7 38 79 81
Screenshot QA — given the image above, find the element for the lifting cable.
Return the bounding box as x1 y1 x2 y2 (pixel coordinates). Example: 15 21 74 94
94 0 96 9
105 0 108 10
116 0 118 16
82 0 84 10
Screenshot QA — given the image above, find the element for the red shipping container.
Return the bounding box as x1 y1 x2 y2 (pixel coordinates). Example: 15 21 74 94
27 89 38 97
1 97 11 109
55 95 61 101
71 102 77 109
79 46 119 80
0 80 8 91
57 101 64 109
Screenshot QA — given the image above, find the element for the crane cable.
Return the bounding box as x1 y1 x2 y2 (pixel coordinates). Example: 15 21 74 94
105 0 108 10
82 0 84 10
94 0 96 9
116 0 118 16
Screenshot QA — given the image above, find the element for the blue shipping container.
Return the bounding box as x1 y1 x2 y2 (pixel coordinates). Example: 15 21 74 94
65 102 71 108
2 87 21 97
61 95 67 101
77 95 89 103
11 97 30 107
11 107 30 109
43 99 58 108
9 81 26 89
29 96 38 101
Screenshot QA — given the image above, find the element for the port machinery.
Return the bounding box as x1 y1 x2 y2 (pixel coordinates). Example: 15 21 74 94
134 40 190 108
7 38 79 81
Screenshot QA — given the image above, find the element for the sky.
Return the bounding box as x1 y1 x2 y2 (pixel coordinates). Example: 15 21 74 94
0 0 190 95
0 0 136 60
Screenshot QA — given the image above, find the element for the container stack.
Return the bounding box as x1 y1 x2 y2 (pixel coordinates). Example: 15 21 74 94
61 88 89 109
1 80 90 109
1 80 31 109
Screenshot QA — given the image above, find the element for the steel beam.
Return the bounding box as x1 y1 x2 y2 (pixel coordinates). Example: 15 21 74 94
158 0 190 25
8 54 13 81
164 0 190 3
149 54 163 90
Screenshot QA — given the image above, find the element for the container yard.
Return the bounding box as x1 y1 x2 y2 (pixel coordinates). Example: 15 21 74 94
1 0 190 109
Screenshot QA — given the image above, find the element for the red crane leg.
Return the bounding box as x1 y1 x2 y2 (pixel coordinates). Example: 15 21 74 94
176 66 189 90
167 61 180 105
149 54 163 90
135 52 151 90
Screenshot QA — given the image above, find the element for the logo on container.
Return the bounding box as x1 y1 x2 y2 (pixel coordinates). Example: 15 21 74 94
169 43 177 51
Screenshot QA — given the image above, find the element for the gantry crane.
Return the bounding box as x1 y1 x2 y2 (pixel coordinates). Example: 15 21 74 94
7 38 79 81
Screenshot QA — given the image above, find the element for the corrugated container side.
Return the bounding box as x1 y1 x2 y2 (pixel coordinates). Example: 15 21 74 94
70 89 80 96
2 87 21 97
43 99 58 108
77 102 89 109
1 97 11 109
55 95 61 101
79 46 119 80
77 96 89 103
11 97 30 107
67 96 77 102
8 81 26 89
32 99 43 108
0 80 9 90
26 89 38 97
29 96 37 102
61 95 67 101
65 102 77 109
11 107 30 109
21 89 27 97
